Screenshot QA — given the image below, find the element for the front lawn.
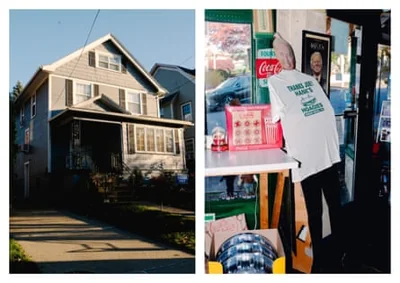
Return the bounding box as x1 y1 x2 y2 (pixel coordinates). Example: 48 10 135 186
71 203 195 254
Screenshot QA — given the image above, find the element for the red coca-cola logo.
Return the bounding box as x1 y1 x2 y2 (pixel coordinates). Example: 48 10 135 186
255 58 282 79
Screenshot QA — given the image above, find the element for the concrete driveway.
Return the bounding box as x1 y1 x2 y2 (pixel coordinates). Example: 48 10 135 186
10 209 195 273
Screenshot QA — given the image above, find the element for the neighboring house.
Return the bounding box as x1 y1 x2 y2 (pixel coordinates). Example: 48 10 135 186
149 64 195 171
13 33 193 200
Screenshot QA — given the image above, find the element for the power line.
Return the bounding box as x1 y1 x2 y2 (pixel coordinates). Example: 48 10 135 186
52 9 101 107
67 9 101 79
164 78 193 96
179 55 193 66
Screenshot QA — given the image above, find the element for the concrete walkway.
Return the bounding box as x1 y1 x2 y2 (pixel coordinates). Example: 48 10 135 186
10 209 195 273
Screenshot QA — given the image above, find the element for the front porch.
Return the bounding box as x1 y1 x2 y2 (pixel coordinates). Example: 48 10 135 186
49 106 193 203
51 119 123 174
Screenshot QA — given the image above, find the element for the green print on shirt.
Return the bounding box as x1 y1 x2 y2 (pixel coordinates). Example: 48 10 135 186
287 80 325 117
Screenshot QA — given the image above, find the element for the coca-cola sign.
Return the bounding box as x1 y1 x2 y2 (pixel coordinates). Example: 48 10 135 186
255 58 282 79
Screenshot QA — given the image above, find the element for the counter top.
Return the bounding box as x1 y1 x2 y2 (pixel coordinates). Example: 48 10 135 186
205 148 299 177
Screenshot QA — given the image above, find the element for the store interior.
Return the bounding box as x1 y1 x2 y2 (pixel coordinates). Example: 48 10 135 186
204 9 390 274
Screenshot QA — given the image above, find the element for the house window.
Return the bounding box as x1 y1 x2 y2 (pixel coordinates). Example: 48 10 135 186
133 125 177 154
165 129 174 153
97 52 121 72
181 102 192 121
75 82 92 104
155 129 164 153
146 128 156 152
31 93 36 118
126 92 141 114
185 138 195 160
136 127 145 151
20 106 25 126
24 128 30 145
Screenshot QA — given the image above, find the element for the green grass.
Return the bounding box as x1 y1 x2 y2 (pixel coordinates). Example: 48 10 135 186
161 231 195 251
115 204 195 253
10 239 40 273
10 239 30 262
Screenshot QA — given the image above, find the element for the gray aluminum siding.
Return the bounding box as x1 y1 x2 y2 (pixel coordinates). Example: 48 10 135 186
153 68 195 140
14 80 49 195
176 81 195 140
52 40 158 93
162 102 173 119
50 76 159 117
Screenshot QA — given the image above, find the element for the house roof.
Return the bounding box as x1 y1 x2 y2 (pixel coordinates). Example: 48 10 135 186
150 63 195 83
178 66 196 77
71 93 131 114
14 68 49 105
15 33 167 105
160 91 179 104
43 33 167 96
49 107 194 129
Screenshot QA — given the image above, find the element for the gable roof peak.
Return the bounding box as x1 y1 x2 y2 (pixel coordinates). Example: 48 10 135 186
41 33 167 96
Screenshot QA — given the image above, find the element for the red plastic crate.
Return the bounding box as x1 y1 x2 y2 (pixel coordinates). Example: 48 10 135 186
225 104 283 151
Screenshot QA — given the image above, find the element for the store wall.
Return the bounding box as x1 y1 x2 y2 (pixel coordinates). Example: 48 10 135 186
276 10 326 72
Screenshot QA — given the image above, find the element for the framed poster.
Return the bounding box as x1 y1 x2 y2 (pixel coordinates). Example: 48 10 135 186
377 100 391 143
301 30 332 96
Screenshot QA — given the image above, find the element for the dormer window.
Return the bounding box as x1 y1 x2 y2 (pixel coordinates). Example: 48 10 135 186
97 52 121 72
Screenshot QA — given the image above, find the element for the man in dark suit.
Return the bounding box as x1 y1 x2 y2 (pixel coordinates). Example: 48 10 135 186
310 51 327 94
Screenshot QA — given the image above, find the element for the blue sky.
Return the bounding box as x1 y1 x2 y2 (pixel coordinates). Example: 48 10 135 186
9 9 195 91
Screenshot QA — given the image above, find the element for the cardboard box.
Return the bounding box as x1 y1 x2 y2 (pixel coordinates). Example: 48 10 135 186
205 213 248 258
208 228 286 274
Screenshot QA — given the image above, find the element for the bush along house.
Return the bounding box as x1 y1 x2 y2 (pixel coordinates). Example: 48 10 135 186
13 33 194 204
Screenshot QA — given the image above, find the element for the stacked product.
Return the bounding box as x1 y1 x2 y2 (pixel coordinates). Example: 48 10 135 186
216 232 278 274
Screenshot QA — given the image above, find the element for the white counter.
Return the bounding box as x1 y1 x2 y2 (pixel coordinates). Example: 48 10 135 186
205 148 299 177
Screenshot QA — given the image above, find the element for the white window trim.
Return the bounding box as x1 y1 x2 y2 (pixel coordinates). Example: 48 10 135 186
31 92 37 119
20 106 25 127
181 101 193 121
133 124 176 155
125 90 142 115
96 51 122 73
73 79 93 105
52 74 144 93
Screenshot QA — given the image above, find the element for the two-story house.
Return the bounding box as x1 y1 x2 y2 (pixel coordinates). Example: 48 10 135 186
13 33 193 201
150 64 195 172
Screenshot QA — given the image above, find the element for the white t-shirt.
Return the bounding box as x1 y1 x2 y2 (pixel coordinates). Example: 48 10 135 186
268 69 341 182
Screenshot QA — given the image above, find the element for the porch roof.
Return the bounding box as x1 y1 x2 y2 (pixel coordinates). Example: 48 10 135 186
49 107 194 128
